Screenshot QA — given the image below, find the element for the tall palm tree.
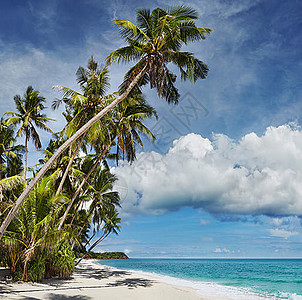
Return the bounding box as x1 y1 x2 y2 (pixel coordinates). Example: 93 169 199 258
53 57 110 195
0 6 211 240
111 93 157 164
76 206 121 265
107 6 212 103
57 94 157 229
69 166 120 249
4 86 54 180
37 137 86 198
0 118 23 180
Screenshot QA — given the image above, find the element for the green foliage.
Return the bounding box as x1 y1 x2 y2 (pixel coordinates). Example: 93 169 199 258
51 242 75 279
107 5 211 105
78 251 128 259
28 254 46 282
11 270 23 281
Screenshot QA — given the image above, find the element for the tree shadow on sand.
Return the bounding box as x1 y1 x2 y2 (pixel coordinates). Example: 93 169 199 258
0 265 154 298
75 265 131 281
107 278 153 289
47 294 91 300
76 265 154 289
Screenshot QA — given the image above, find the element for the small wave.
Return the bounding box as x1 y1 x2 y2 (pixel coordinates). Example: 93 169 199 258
125 269 273 299
98 261 302 300
282 293 302 300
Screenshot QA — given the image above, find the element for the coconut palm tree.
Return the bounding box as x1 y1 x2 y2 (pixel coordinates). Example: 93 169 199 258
57 94 156 229
68 166 120 248
37 137 86 198
112 93 157 164
3 176 69 281
76 206 121 265
53 57 110 195
0 118 23 180
4 86 54 180
0 5 211 240
107 6 212 103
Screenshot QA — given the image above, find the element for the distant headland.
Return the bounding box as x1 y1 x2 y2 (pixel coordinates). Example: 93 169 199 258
78 252 129 259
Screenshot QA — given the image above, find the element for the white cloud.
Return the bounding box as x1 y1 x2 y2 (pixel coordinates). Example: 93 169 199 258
269 218 285 227
269 229 298 239
214 247 230 253
113 123 302 217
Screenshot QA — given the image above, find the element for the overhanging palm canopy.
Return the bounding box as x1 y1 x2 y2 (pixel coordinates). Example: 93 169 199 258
107 6 212 104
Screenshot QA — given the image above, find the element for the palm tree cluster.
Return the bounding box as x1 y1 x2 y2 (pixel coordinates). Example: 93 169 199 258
0 5 211 282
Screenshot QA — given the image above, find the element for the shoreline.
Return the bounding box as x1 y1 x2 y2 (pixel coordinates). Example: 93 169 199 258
97 261 270 300
0 259 228 300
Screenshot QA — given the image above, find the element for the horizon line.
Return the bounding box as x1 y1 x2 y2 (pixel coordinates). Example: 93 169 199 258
127 256 302 259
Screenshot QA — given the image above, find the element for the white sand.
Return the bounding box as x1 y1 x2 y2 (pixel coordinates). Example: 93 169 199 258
0 260 228 299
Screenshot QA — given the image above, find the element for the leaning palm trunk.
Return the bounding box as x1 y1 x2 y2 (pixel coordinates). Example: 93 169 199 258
0 66 147 240
75 232 109 266
71 223 95 250
58 144 111 230
56 133 86 195
24 133 28 181
22 245 35 281
83 231 97 248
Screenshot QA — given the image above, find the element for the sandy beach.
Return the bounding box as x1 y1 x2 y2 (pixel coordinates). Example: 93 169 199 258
0 260 227 300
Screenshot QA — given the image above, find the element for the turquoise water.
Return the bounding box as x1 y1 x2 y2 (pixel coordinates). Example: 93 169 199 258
98 259 302 299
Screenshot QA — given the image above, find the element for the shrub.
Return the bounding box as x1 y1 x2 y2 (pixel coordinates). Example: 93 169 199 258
51 242 75 279
28 255 46 282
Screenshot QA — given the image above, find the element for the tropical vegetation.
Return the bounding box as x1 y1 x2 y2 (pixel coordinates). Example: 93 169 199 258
0 5 211 282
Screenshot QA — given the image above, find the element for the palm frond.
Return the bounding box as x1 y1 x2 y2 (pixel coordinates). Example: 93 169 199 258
0 175 25 193
113 19 149 42
106 45 144 65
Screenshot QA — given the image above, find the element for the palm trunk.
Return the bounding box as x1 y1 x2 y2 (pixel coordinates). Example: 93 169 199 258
0 157 2 181
22 258 29 282
76 232 109 266
24 133 28 181
0 65 147 240
69 136 116 228
58 144 111 230
84 231 97 248
56 133 86 196
69 188 89 226
71 228 96 251
22 246 34 282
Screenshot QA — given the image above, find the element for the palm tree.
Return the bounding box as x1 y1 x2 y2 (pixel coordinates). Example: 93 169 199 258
112 93 157 164
4 86 54 180
107 6 212 103
76 206 121 265
3 176 68 281
57 94 157 229
0 118 23 180
0 5 211 240
37 137 86 198
53 57 110 195
0 175 25 214
69 166 120 249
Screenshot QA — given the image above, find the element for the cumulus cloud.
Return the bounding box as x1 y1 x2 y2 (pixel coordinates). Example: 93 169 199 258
269 229 298 239
113 123 302 218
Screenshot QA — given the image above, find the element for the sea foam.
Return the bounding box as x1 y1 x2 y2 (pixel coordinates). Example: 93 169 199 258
124 269 270 299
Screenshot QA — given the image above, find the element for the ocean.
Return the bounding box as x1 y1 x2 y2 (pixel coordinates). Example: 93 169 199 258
98 258 302 299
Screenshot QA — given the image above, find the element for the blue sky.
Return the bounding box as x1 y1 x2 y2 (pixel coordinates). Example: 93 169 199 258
1 0 302 258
